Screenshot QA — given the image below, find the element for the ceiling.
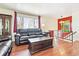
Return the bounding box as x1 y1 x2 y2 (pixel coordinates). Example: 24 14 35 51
0 3 79 18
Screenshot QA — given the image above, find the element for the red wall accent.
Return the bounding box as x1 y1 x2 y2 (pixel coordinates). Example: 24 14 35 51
14 12 17 32
58 16 72 31
38 16 41 29
58 16 72 37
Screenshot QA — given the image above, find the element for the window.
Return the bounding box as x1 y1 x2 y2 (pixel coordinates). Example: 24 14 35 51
23 17 34 29
17 14 38 29
17 16 23 29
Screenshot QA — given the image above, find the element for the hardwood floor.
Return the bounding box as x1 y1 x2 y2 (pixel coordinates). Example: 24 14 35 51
11 40 79 56
11 44 31 56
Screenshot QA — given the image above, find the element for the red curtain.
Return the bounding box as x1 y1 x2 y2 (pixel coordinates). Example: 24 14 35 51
14 12 17 32
38 16 41 28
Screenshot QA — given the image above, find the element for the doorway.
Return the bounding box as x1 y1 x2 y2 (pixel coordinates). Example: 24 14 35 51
58 16 72 38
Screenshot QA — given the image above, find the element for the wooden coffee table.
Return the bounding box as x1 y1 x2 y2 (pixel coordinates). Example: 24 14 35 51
28 37 53 55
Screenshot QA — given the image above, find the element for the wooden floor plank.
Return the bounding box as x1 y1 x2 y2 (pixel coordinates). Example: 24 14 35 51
11 40 79 56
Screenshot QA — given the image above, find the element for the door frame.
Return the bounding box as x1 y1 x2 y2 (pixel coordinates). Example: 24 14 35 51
58 16 72 37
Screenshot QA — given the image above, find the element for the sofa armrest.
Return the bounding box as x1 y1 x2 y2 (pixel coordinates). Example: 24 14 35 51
15 33 21 36
15 33 21 41
0 35 12 42
42 32 49 34
42 32 49 36
15 33 21 45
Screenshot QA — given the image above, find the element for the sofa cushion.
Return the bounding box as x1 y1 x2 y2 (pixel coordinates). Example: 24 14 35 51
28 35 43 38
18 29 29 36
20 33 29 36
35 32 42 35
19 29 28 35
0 45 9 56
0 40 11 47
0 37 9 42
28 32 35 35
20 36 29 39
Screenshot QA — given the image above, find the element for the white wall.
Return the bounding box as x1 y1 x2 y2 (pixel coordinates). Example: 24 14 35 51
72 11 79 41
41 16 57 32
0 7 14 41
72 11 79 31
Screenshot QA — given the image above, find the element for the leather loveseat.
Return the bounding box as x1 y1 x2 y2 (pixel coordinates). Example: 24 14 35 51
0 36 12 56
15 28 48 45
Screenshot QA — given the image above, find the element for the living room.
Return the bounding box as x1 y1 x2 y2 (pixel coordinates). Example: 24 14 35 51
0 3 79 56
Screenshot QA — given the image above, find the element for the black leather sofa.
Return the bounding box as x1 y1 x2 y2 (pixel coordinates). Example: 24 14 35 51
15 28 48 45
0 36 12 56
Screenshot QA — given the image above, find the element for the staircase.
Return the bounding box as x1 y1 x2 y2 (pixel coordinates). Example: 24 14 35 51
73 31 79 41
53 30 78 47
57 30 77 43
62 31 79 43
